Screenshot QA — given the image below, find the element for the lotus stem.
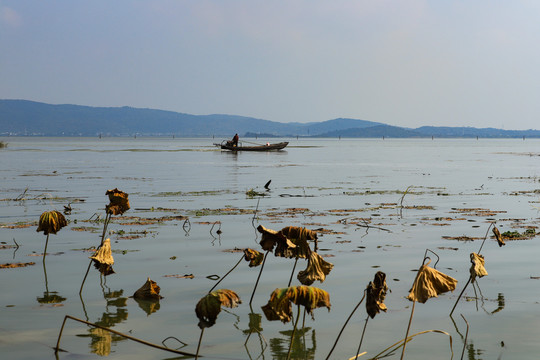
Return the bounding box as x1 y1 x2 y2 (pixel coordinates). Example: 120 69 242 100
355 316 369 359
79 260 93 295
286 304 301 360
400 300 416 360
249 250 269 306
325 291 366 360
55 315 197 356
460 314 469 360
477 222 495 255
209 255 244 293
288 258 299 287
450 276 472 317
100 212 112 246
195 327 205 359
43 234 50 259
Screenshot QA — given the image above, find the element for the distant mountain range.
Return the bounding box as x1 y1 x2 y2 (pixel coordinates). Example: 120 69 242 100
1 99 539 138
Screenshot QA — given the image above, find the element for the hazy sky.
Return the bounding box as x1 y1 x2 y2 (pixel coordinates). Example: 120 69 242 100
2 1 540 129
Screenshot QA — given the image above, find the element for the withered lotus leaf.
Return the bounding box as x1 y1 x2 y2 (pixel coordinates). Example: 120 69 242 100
261 288 291 323
297 251 334 285
133 277 163 300
36 210 67 235
492 226 506 247
470 252 488 283
366 271 388 319
407 264 457 303
279 226 316 259
105 188 130 215
261 286 331 323
257 225 296 254
90 238 114 265
243 248 264 267
195 289 241 329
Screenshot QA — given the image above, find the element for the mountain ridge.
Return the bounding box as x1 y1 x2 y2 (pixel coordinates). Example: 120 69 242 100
1 99 539 138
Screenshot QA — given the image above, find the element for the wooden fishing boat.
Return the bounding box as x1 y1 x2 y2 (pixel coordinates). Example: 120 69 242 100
215 140 289 151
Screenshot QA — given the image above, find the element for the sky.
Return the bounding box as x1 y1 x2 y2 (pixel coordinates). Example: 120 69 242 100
1 1 540 129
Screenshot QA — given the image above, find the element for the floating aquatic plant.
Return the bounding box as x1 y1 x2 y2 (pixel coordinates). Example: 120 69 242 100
36 210 67 257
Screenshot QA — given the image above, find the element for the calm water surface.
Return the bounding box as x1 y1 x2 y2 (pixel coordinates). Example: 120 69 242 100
1 137 539 359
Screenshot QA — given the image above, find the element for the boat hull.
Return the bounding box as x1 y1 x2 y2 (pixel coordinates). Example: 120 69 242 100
217 141 289 151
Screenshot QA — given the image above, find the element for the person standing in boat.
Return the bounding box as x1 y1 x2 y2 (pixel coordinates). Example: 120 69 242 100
232 133 239 147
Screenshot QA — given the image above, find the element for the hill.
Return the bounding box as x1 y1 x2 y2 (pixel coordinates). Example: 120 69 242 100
1 99 539 138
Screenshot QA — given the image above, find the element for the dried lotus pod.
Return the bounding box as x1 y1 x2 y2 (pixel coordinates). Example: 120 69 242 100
470 252 488 283
105 188 130 215
133 277 163 300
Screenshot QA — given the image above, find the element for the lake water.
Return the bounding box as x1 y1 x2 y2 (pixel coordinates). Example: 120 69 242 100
1 137 539 359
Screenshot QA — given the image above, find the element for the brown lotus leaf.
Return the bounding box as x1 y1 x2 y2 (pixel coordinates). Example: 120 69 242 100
366 271 388 319
90 238 114 265
261 286 331 323
195 289 241 328
105 188 130 215
470 252 488 283
257 225 296 255
407 264 457 303
36 210 67 235
492 226 506 247
243 248 264 267
279 226 316 258
297 251 334 285
133 277 163 300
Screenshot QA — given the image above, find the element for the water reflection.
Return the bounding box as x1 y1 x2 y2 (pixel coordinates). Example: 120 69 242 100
466 342 485 360
37 257 66 305
134 297 161 316
79 286 129 356
243 311 267 359
269 327 316 360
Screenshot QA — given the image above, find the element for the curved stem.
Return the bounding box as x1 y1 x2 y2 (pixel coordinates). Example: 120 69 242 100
355 316 369 359
209 255 244 293
325 291 366 360
477 222 495 255
286 304 301 360
195 327 205 359
249 251 269 306
288 258 299 287
43 234 50 259
79 259 93 295
450 276 472 317
400 300 416 360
